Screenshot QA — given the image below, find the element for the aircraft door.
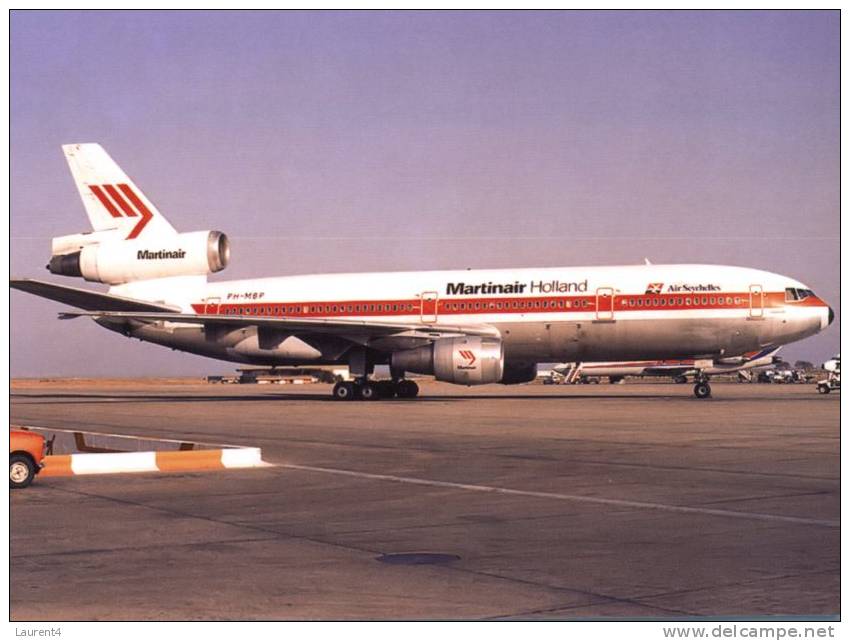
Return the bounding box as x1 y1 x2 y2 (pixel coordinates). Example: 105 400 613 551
595 287 614 321
421 291 438 323
749 285 764 319
204 296 221 315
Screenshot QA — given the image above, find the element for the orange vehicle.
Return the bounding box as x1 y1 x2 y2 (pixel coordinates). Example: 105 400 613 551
10 430 46 489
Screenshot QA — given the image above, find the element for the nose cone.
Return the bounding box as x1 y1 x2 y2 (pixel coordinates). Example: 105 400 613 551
829 307 835 325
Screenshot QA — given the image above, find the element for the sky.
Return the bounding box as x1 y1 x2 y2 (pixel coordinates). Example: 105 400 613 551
10 10 840 376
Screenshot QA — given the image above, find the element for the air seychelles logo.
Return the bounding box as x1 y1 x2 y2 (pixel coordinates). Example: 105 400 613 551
445 279 587 295
646 282 721 294
666 283 721 293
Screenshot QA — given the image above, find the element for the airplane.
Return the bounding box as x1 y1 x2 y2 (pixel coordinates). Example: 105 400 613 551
10 144 834 401
552 347 783 385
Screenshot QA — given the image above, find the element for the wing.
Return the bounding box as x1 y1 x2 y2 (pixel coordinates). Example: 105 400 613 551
10 278 180 313
55 310 501 346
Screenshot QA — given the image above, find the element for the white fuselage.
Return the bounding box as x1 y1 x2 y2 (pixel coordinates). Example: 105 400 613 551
109 263 830 370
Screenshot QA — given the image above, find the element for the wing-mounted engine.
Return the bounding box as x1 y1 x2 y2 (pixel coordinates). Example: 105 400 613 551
47 230 230 285
391 336 504 385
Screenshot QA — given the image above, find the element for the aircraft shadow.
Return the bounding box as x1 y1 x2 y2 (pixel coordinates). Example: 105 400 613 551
7 391 799 404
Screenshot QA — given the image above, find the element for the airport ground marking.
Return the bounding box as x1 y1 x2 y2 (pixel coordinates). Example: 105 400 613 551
279 463 839 529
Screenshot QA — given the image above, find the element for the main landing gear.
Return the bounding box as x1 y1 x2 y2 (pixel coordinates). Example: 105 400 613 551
693 372 712 399
332 379 419 401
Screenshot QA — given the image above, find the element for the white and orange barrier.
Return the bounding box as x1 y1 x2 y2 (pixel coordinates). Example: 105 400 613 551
40 447 265 477
12 425 269 477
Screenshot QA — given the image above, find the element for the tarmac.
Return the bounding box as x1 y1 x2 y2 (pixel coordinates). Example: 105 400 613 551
9 380 840 620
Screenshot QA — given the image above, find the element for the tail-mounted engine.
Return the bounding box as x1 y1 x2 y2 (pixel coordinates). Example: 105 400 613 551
391 336 504 385
47 230 230 285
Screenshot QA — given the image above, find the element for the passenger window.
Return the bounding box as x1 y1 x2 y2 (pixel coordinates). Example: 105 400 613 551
685 298 691 306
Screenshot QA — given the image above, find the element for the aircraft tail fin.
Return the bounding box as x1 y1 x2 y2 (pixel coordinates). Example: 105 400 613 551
62 144 177 240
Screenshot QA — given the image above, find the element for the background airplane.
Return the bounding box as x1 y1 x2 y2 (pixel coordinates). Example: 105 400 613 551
552 347 782 384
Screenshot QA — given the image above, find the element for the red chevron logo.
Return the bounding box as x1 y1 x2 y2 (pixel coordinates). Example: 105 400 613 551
458 349 477 366
88 183 153 240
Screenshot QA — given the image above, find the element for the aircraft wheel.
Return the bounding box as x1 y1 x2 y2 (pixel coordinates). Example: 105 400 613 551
693 382 712 399
818 384 830 394
332 381 356 401
359 382 379 401
396 380 419 399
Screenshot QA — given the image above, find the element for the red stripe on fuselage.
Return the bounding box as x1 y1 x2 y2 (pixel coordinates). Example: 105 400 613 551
188 292 826 319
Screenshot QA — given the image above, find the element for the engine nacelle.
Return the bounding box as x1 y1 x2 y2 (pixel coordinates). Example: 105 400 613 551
47 231 230 285
500 362 538 385
391 337 504 385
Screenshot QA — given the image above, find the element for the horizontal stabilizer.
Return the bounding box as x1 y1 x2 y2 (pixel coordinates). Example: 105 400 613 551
10 279 179 312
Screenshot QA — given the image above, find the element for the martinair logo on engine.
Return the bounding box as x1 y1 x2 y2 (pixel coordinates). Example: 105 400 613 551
457 350 477 370
137 249 187 260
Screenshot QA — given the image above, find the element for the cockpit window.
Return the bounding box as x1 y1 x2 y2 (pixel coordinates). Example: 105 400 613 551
786 287 815 301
